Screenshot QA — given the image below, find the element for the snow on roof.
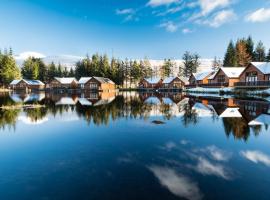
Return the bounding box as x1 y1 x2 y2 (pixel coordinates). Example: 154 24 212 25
145 77 161 84
10 80 21 85
193 71 213 81
219 108 242 118
251 62 270 74
78 77 91 84
10 79 44 85
208 70 219 80
248 114 270 126
163 77 175 84
25 80 45 85
55 77 77 84
220 67 246 78
78 98 92 106
92 77 115 84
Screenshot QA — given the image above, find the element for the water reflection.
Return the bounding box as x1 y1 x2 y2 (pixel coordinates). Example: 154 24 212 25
0 92 269 140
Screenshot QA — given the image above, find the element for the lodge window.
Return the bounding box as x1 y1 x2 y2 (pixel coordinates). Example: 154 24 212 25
89 83 98 88
217 75 225 83
245 72 258 82
164 83 169 88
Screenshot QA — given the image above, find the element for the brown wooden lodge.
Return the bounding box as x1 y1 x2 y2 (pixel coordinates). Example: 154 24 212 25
10 77 116 91
187 62 270 89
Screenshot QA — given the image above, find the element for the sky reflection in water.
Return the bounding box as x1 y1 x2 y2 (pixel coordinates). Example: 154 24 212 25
0 91 269 200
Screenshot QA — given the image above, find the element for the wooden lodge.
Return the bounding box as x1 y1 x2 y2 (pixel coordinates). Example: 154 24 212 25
78 77 115 91
235 62 270 88
161 77 187 89
48 77 78 89
188 71 214 87
208 67 245 87
10 79 45 90
138 77 163 89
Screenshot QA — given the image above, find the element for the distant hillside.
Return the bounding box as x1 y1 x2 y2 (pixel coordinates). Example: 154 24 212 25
15 52 213 74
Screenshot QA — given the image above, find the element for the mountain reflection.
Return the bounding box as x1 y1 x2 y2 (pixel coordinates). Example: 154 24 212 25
0 92 269 140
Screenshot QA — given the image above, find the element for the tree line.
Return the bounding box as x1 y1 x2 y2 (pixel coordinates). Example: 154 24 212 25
223 36 270 67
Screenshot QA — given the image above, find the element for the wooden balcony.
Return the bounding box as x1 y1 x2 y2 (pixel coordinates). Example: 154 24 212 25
186 83 229 88
234 81 270 88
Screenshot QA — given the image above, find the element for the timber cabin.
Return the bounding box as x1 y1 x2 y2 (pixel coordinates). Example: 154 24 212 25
10 79 45 90
208 67 246 87
138 78 163 89
48 77 78 89
235 62 270 88
161 77 188 89
78 77 115 91
188 71 213 87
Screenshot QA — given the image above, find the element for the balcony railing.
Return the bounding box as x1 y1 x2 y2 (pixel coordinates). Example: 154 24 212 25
234 81 270 87
186 83 229 88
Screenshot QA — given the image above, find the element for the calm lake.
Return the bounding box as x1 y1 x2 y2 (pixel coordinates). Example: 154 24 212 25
0 91 269 200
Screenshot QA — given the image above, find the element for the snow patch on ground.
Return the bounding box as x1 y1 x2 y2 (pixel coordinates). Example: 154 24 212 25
185 87 233 93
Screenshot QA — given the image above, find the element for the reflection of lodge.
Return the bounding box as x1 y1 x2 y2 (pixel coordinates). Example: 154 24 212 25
10 92 46 103
45 91 116 107
188 95 270 140
10 79 45 91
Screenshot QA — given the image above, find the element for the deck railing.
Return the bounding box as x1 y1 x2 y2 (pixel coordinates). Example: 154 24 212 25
186 83 229 88
234 81 270 87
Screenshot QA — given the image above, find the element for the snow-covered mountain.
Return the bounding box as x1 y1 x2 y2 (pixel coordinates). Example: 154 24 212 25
15 52 213 73
15 52 83 69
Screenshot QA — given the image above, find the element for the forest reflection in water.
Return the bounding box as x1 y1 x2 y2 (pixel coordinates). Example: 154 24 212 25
0 91 269 140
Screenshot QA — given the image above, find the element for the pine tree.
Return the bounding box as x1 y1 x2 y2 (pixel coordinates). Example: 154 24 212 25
246 36 254 60
223 40 237 66
266 49 270 62
0 54 21 84
160 59 173 78
235 39 252 67
182 51 200 77
21 57 39 79
48 62 57 81
254 41 266 62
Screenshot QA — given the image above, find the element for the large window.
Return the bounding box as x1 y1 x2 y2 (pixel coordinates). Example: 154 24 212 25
246 72 257 82
89 83 98 89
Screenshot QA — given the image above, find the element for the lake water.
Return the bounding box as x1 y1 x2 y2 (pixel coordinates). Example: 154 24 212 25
0 91 269 200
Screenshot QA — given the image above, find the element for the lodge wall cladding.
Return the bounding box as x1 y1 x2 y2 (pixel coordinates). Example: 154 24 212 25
84 79 101 89
239 64 265 82
210 70 229 83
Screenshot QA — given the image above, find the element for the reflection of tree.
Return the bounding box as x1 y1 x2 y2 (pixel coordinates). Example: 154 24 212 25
0 109 20 130
159 104 173 120
24 107 48 122
222 118 250 141
181 103 199 127
250 125 262 136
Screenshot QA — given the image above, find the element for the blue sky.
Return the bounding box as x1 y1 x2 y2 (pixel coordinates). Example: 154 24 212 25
0 0 270 59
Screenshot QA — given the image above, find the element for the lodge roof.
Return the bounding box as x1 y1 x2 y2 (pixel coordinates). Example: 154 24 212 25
55 77 78 84
192 71 213 81
219 108 242 118
145 77 162 84
162 76 189 84
10 79 45 86
250 62 270 74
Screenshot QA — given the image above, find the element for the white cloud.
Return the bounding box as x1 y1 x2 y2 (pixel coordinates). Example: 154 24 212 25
15 51 46 60
206 145 232 162
182 28 193 34
149 166 203 200
147 0 179 7
203 9 237 27
159 21 178 32
199 0 233 15
246 8 270 23
156 5 184 16
116 8 135 15
240 150 270 166
195 157 232 180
